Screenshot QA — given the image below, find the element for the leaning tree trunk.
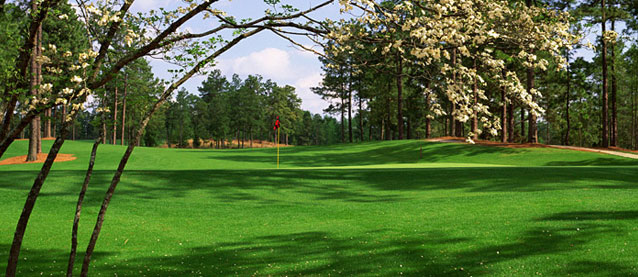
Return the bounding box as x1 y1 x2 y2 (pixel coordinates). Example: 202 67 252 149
6 117 70 277
66 135 102 277
80 28 264 276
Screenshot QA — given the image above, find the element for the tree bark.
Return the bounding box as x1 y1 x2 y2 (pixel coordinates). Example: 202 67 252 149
527 65 537 143
601 0 609 147
27 6 42 162
44 109 51 138
520 107 525 141
358 96 364 141
472 59 478 140
396 54 404 140
450 48 457 137
102 90 107 144
348 87 353 143
501 69 508 143
610 18 617 146
67 135 102 277
564 55 571 145
113 85 118 145
121 75 127 145
340 97 345 143
6 122 70 277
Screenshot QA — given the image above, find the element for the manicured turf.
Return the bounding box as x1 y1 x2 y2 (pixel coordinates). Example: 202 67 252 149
1 140 638 275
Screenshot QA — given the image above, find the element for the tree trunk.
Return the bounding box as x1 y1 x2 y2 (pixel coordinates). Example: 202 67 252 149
44 109 51 138
102 91 107 144
348 90 353 143
340 97 345 143
450 48 457 137
501 69 508 143
26 9 42 162
358 97 364 141
113 86 118 145
601 0 609 147
396 54 404 140
564 56 571 145
121 75 127 145
472 59 478 140
67 135 102 277
6 123 70 277
527 66 537 143
386 82 392 140
520 107 525 141
36 18 42 154
610 18 617 146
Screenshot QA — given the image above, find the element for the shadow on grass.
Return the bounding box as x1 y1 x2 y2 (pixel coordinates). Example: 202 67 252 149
196 141 526 167
0 244 116 276
178 141 638 167
2 166 638 206
8 217 631 276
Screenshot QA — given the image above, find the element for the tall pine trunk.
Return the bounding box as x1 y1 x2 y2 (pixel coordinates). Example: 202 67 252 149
472 59 478 140
113 85 118 145
450 49 456 137
358 96 364 141
527 64 537 143
396 54 404 139
564 55 571 145
610 18 617 146
601 0 609 147
501 69 508 143
121 75 127 145
27 9 42 162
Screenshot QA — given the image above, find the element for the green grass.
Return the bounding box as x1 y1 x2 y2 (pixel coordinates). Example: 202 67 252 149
1 139 638 276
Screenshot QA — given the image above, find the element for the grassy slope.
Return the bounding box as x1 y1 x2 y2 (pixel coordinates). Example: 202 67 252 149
1 140 638 276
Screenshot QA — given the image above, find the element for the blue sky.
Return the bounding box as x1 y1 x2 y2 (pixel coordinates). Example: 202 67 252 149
130 0 344 115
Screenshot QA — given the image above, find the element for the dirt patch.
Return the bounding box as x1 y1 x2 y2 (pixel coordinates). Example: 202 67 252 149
0 153 76 165
15 137 56 141
426 137 549 148
426 137 638 159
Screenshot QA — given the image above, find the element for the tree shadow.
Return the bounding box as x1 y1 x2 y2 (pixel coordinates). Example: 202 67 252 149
0 243 116 276
2 166 638 207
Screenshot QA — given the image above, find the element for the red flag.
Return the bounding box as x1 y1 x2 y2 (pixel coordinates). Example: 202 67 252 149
273 116 280 130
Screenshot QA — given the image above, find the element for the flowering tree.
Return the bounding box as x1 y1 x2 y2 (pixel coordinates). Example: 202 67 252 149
3 1 332 276
325 0 578 142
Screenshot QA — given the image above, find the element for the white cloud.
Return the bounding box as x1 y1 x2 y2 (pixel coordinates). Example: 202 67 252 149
214 47 328 114
294 73 326 114
216 48 294 80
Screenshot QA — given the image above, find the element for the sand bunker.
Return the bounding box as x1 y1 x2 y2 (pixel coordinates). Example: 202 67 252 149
0 153 76 165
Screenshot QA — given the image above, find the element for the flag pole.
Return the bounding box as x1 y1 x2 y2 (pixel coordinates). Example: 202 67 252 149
277 127 280 169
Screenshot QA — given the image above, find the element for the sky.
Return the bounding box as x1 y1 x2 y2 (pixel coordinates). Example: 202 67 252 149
129 0 345 115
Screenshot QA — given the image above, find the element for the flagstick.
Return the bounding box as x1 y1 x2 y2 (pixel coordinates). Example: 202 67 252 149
277 127 280 169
